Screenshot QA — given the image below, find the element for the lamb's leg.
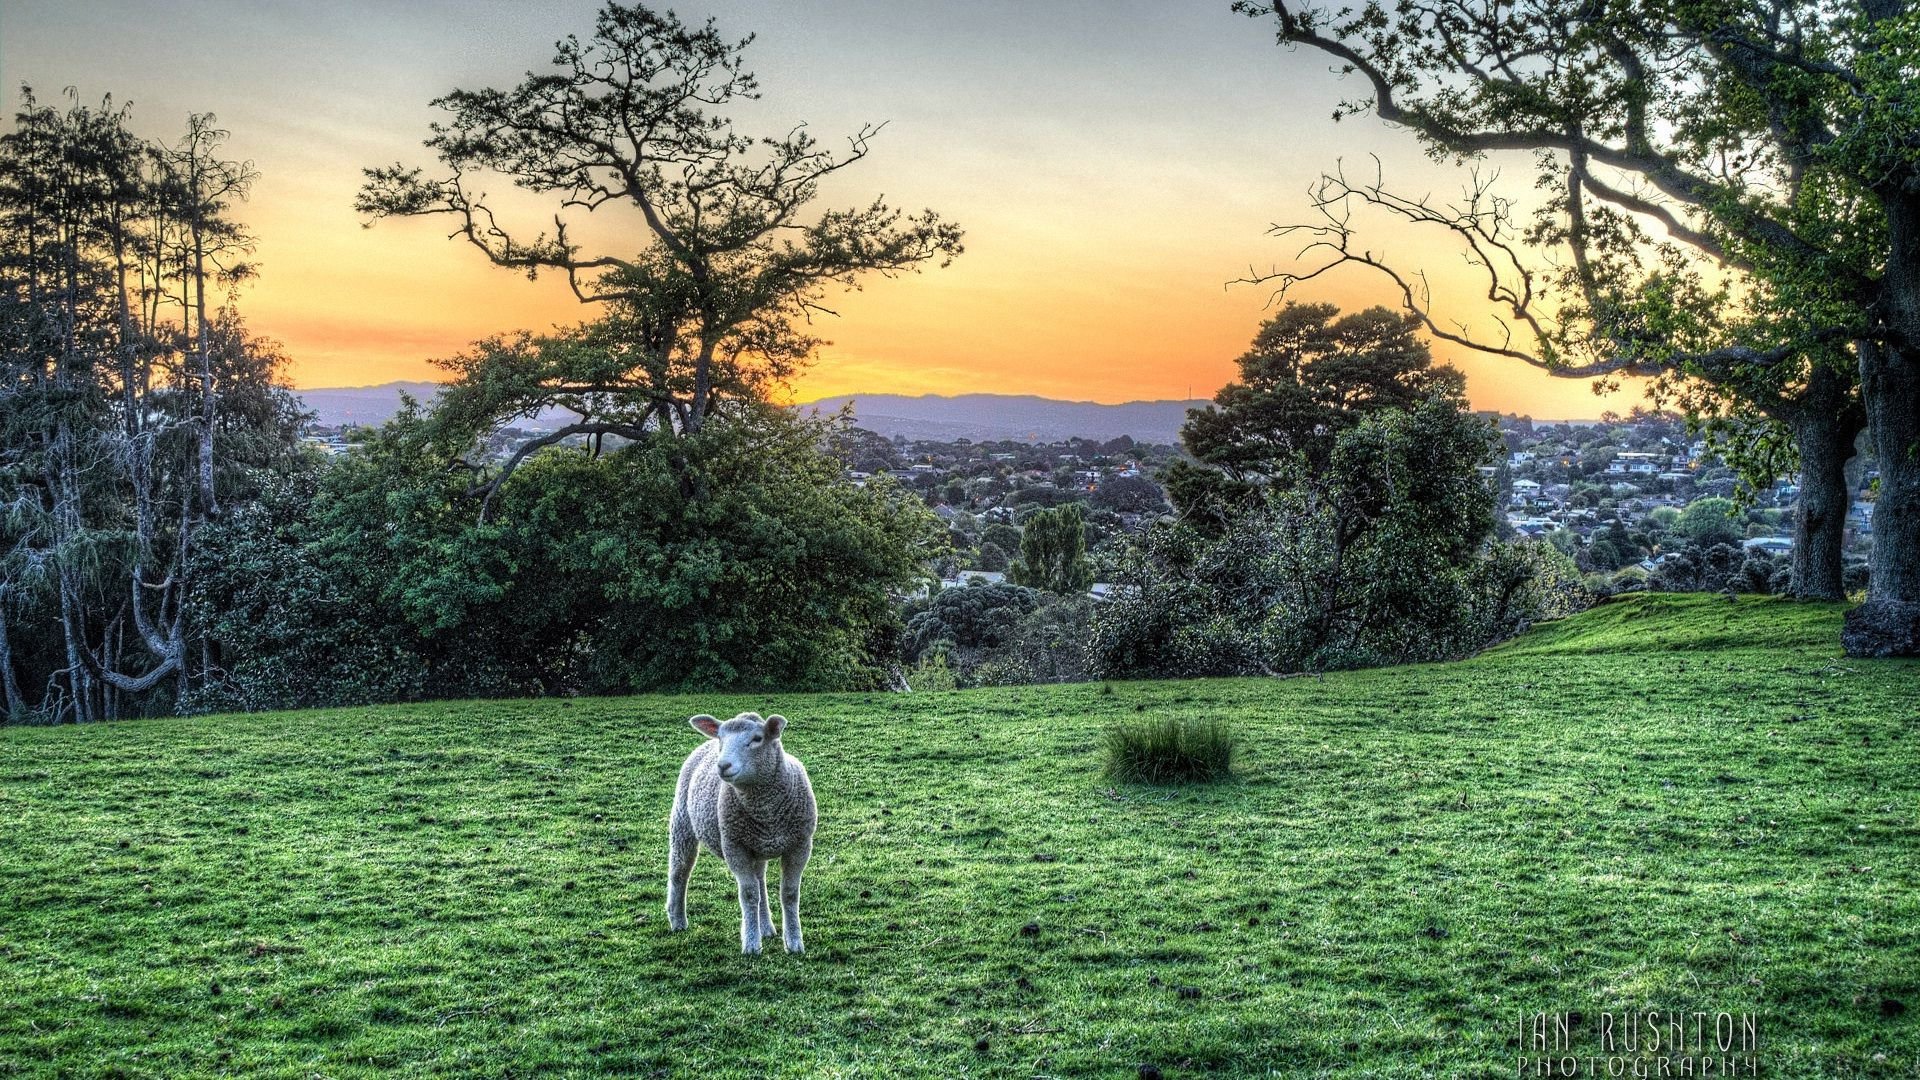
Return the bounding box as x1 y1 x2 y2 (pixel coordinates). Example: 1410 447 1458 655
666 812 697 931
779 843 810 954
756 862 775 943
731 857 766 954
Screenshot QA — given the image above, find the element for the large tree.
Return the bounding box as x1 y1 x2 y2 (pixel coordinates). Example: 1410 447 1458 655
190 404 942 705
1167 302 1465 526
1009 503 1095 596
356 1 963 466
1257 164 1866 601
1239 0 1920 651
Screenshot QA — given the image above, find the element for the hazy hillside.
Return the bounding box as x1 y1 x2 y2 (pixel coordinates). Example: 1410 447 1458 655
293 381 443 427
799 393 1194 443
295 384 1196 443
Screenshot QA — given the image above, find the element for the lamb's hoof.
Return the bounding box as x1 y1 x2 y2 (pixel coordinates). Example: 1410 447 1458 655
741 939 763 955
786 940 805 955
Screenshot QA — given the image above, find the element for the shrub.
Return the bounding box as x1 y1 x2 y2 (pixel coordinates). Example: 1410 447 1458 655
903 582 1042 660
901 650 959 693
1844 558 1871 593
970 594 1098 686
1008 503 1094 595
1103 715 1236 784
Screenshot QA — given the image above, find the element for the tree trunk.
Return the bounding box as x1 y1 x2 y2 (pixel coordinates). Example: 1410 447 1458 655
0 601 23 720
194 206 219 518
1783 369 1861 601
1843 192 1920 656
687 337 716 434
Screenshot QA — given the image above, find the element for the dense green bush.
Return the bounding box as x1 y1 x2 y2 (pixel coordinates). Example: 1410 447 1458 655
1092 396 1548 677
901 584 1096 687
1103 715 1236 784
1648 542 1789 594
903 583 1043 660
969 594 1098 686
185 466 433 712
189 407 941 708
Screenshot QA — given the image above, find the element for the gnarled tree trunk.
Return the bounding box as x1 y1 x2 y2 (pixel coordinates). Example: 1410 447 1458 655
1783 366 1864 601
1844 192 1920 656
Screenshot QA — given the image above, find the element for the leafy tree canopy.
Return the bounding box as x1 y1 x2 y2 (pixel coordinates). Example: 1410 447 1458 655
1182 303 1465 481
1010 504 1095 596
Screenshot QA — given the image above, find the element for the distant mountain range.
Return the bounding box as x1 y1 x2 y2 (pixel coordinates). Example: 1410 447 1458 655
295 381 444 427
796 394 1194 443
294 383 1199 444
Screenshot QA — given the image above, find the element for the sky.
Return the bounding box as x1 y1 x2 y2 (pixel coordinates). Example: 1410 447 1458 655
0 0 1649 418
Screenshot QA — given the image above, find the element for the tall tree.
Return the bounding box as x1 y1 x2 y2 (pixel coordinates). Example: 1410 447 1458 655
1010 504 1095 596
1168 303 1464 526
150 114 258 519
356 1 963 465
1255 155 1863 601
1238 0 1920 649
1094 394 1508 676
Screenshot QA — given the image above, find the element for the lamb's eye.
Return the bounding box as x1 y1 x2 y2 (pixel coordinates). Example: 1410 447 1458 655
751 736 763 745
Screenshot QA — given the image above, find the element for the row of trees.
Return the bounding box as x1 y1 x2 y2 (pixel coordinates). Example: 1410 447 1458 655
901 305 1588 686
0 90 304 722
1238 0 1920 654
191 406 941 710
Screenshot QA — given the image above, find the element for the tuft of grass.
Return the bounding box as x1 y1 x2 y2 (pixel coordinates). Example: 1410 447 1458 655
1103 714 1236 783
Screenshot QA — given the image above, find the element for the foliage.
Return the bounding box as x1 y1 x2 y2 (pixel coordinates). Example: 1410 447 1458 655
972 541 1010 572
1169 303 1464 527
0 89 300 722
190 407 942 706
184 465 431 713
904 582 1043 660
1648 542 1790 596
1088 475 1168 515
1469 539 1596 632
1238 0 1920 615
1008 503 1094 596
1 596 1913 1075
899 650 959 693
1676 496 1746 549
901 584 1095 688
1096 395 1510 677
1102 715 1236 784
980 523 1022 553
1007 484 1068 510
969 594 1098 687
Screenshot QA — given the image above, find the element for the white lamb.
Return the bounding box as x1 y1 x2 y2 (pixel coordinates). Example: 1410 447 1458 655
666 711 817 954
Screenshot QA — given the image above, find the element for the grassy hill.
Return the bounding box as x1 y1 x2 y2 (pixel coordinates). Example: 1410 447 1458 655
1 594 1915 1077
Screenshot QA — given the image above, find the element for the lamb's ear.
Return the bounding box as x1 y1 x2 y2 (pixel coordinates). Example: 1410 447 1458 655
763 714 786 740
689 714 721 739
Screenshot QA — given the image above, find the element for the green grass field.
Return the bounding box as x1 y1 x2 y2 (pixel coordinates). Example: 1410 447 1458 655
2 594 1916 1078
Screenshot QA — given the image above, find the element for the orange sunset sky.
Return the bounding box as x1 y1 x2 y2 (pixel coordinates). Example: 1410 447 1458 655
1 0 1649 418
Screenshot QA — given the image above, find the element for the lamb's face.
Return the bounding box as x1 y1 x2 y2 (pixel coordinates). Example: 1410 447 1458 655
690 712 787 788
